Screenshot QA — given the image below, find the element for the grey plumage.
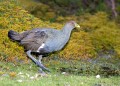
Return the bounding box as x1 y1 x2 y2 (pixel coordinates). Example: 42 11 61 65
8 21 80 72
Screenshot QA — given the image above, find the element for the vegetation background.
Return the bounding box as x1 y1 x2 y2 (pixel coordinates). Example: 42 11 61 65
0 0 120 86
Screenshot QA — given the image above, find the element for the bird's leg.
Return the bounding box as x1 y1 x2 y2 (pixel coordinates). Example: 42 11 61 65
26 50 38 64
26 50 50 72
38 55 44 73
38 55 45 74
38 55 50 72
38 55 42 63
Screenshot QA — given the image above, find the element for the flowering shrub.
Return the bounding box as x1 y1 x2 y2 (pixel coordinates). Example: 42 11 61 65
80 12 120 57
0 0 120 63
0 0 62 62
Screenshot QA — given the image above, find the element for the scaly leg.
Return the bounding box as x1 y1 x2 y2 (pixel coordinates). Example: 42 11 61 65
38 55 50 72
26 50 50 72
38 55 46 73
38 55 42 63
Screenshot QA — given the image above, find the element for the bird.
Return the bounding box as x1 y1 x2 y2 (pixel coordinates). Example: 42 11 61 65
8 21 80 72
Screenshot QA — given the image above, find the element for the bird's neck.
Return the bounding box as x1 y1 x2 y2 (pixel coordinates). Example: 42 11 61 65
62 25 74 35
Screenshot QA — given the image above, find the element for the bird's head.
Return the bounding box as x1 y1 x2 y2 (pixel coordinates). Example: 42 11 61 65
65 21 80 30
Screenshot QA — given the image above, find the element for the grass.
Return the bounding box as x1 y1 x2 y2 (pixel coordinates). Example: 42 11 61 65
0 60 120 86
0 75 120 86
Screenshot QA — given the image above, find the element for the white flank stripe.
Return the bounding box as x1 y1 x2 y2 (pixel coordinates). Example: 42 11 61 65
37 43 45 52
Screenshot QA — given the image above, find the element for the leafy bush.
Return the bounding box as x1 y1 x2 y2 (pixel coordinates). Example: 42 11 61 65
0 0 120 63
18 0 56 21
80 12 120 57
0 0 62 62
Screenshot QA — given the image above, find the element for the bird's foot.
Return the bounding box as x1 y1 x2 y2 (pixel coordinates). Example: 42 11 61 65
36 61 50 72
38 68 49 77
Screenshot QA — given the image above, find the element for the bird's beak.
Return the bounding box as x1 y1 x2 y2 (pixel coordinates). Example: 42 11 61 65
75 23 80 28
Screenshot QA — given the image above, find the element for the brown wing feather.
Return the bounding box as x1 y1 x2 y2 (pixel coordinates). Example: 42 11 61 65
20 29 48 52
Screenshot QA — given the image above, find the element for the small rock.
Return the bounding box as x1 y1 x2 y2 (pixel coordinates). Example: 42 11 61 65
96 75 100 79
17 80 23 82
30 76 34 79
18 72 23 75
62 72 66 75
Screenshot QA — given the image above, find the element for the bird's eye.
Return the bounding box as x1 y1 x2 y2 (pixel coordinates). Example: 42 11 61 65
71 22 75 26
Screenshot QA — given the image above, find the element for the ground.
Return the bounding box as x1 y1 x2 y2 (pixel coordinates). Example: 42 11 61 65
0 61 120 86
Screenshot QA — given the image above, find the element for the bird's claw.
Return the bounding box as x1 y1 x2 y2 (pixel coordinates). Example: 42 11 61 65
36 61 50 72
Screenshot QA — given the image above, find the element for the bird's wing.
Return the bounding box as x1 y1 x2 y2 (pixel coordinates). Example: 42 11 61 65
20 29 48 51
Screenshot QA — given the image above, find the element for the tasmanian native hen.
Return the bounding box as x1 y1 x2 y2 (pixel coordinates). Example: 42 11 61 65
8 21 80 73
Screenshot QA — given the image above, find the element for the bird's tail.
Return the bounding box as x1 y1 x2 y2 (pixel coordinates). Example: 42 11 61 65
8 30 21 42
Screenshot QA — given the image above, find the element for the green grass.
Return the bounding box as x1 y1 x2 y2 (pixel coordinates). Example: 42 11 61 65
0 75 120 86
0 61 120 86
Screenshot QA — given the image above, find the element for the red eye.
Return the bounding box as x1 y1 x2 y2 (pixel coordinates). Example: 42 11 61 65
67 21 76 27
70 21 75 25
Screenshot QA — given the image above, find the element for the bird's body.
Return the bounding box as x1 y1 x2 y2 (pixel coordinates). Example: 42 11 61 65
8 21 80 72
8 24 74 53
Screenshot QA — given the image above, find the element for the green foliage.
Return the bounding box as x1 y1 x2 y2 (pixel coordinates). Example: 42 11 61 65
19 0 120 21
0 0 62 62
80 12 120 57
31 0 109 17
48 56 120 76
0 0 120 62
19 0 56 21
